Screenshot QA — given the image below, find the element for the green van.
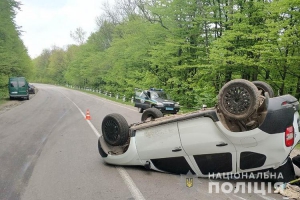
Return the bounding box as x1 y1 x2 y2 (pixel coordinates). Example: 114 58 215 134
8 77 29 100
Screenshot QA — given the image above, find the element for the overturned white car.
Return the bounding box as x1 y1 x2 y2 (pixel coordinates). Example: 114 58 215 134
98 79 300 182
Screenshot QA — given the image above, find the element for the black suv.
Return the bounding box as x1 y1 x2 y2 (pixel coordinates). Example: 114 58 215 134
134 88 180 114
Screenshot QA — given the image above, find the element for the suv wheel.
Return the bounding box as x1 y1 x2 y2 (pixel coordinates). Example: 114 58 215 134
141 108 163 121
102 114 129 146
272 157 295 183
218 79 260 120
252 81 274 98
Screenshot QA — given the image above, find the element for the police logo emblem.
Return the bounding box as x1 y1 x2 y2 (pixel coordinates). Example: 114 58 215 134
186 177 193 188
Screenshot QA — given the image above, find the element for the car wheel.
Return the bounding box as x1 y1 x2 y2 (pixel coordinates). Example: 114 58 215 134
138 107 143 113
218 79 260 120
141 108 163 121
102 113 129 146
273 157 295 183
252 81 274 98
27 95 30 100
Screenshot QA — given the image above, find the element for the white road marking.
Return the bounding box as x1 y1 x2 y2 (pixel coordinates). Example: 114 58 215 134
61 91 146 200
256 195 275 200
116 167 146 200
233 194 247 200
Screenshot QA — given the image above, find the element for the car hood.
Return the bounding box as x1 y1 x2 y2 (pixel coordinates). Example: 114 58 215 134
154 98 176 104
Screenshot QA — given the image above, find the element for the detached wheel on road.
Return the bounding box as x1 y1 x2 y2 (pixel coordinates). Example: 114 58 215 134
102 114 129 146
252 81 274 98
218 79 260 120
141 108 163 121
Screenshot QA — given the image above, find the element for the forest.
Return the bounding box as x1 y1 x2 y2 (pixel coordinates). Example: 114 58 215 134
0 0 32 99
1 0 300 109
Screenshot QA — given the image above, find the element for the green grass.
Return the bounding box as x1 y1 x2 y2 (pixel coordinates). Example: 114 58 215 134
296 144 300 150
65 86 199 114
0 97 9 106
83 90 135 107
66 87 135 106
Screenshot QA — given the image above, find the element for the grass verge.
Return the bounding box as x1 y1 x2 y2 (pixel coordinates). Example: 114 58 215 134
65 87 199 114
66 87 135 106
0 98 8 106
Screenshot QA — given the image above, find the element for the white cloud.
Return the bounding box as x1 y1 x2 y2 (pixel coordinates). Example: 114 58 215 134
16 0 107 58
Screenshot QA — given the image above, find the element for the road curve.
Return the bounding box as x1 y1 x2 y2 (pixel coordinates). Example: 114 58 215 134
0 84 285 200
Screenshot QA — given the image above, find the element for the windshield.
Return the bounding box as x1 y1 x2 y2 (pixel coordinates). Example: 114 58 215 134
150 91 171 100
19 80 26 87
10 81 17 87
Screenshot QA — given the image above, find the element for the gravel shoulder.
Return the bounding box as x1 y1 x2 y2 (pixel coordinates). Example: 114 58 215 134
0 99 24 115
0 91 37 115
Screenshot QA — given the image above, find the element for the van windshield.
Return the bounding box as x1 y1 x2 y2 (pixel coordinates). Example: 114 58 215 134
19 80 26 87
10 81 17 87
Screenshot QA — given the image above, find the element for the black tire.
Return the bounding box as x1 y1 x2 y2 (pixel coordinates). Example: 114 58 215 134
218 79 260 120
138 107 143 113
252 81 274 98
292 155 300 168
141 108 163 121
26 95 29 100
102 113 129 146
273 157 295 183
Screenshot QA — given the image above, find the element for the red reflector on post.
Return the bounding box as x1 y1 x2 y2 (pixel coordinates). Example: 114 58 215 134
285 126 294 147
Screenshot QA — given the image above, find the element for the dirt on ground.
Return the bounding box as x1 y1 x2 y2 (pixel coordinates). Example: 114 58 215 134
0 99 24 115
0 90 37 115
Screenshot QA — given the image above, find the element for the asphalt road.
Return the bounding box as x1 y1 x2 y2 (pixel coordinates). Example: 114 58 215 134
0 84 294 200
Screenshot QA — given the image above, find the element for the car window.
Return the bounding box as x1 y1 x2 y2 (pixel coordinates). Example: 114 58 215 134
18 80 26 87
139 92 146 98
10 81 17 87
153 91 171 100
150 91 159 99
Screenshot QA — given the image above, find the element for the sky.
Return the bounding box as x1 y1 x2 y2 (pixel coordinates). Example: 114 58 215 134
15 0 109 58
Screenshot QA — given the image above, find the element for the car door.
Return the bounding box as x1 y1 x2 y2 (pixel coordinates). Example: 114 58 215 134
17 78 28 96
134 89 144 108
178 117 237 176
135 122 195 174
9 78 18 95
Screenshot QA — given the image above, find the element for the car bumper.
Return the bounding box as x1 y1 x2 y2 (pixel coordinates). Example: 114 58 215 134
10 94 28 97
98 136 142 166
155 106 180 114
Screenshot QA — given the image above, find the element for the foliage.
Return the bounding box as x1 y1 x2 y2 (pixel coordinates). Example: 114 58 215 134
0 0 33 99
32 0 300 109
